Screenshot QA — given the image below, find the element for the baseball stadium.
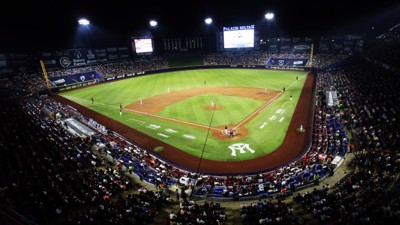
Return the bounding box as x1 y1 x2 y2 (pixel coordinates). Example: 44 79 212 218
55 68 313 175
1 1 400 225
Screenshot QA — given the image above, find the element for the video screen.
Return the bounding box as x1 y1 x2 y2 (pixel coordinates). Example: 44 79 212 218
133 38 153 53
223 25 255 49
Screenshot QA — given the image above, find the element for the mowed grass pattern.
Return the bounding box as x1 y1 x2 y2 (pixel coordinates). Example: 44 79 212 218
60 69 307 161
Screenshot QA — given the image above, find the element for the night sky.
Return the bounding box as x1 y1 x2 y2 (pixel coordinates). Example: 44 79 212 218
1 0 399 52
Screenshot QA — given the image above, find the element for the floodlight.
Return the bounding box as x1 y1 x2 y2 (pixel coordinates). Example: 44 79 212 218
265 13 274 20
149 20 158 27
205 17 212 25
78 18 90 25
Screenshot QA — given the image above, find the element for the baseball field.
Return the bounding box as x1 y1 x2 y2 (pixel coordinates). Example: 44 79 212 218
56 68 314 174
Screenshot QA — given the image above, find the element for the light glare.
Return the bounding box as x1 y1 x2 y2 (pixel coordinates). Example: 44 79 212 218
78 18 90 25
205 18 212 25
149 20 158 27
265 13 274 20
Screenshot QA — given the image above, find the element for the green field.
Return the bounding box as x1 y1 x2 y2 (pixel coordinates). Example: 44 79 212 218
60 69 307 161
158 94 265 126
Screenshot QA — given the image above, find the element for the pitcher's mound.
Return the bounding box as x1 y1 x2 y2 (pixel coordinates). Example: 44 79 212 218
204 105 223 111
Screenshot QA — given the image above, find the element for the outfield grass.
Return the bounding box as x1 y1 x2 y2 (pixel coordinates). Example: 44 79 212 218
60 69 306 161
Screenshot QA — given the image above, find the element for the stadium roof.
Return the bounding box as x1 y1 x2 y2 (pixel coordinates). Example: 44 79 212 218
1 0 399 52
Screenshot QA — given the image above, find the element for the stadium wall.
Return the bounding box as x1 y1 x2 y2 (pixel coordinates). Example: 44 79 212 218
51 64 309 93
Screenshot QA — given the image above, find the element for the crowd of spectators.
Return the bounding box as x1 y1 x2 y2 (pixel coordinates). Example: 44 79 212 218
376 23 400 41
94 57 169 78
363 23 400 71
311 54 349 70
293 60 400 224
203 52 309 66
168 200 226 225
240 198 299 225
46 66 97 78
364 41 400 71
0 94 173 224
0 73 46 93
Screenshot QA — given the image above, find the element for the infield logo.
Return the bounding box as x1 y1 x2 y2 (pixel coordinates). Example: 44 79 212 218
228 143 255 156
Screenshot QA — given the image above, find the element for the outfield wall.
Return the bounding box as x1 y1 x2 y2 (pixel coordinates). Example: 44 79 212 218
51 64 310 93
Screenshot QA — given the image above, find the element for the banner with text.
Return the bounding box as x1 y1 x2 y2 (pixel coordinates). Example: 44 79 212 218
48 71 103 86
40 47 132 70
266 58 309 67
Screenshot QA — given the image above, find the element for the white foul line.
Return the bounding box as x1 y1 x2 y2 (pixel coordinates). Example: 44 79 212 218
66 95 220 131
127 118 146 124
233 74 306 129
286 73 307 91
124 108 221 131
234 91 282 129
65 96 120 109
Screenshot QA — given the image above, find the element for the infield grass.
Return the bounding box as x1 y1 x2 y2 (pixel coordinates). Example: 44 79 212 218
158 94 265 126
60 69 307 161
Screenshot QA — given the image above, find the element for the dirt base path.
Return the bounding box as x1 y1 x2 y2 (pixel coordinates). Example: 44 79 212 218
53 73 315 175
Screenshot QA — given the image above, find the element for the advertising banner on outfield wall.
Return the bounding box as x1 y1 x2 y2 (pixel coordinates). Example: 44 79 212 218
48 71 103 86
266 58 309 68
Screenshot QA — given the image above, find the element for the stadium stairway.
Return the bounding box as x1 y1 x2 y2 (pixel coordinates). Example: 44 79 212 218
150 201 181 225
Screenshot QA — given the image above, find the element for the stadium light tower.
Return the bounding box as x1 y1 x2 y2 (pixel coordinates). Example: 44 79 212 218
265 12 274 20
